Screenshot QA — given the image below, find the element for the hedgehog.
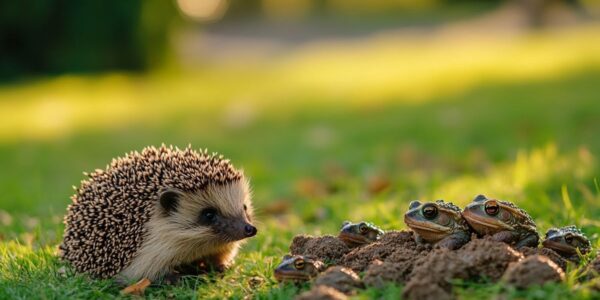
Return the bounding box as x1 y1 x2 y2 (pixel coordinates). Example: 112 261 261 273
59 145 257 284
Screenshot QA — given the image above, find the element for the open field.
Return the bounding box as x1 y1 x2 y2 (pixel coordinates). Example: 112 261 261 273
1 24 600 299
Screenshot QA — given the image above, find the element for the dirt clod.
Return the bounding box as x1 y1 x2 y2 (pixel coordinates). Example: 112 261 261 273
502 255 565 288
403 279 454 300
408 249 470 290
341 231 428 272
403 238 523 299
459 237 523 281
294 286 348 300
363 259 416 287
290 235 350 264
520 247 568 271
314 266 362 294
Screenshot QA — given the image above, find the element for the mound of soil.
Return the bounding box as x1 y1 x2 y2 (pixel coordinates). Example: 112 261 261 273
295 286 348 300
363 259 418 287
459 237 523 281
520 247 568 271
502 255 565 289
314 266 363 294
408 249 470 288
290 235 350 264
402 238 523 299
341 231 429 272
403 280 453 300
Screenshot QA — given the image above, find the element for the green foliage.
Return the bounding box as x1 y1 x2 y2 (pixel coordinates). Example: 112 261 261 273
0 0 177 80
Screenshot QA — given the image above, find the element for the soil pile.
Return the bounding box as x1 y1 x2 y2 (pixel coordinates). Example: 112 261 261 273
341 231 430 272
314 266 363 294
295 286 348 300
502 255 565 288
520 246 568 271
290 235 350 264
460 237 524 281
283 231 595 299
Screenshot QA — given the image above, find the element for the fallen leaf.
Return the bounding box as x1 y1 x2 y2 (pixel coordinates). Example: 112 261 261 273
294 177 327 198
263 200 291 215
121 278 151 296
0 210 13 226
367 175 391 195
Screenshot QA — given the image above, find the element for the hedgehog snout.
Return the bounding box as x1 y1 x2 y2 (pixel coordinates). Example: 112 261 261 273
236 221 257 239
244 224 257 237
216 218 257 241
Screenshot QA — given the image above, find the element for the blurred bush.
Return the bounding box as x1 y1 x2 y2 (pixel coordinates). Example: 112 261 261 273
0 0 176 80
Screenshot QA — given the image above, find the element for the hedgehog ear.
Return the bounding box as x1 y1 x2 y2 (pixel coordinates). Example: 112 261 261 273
159 188 183 214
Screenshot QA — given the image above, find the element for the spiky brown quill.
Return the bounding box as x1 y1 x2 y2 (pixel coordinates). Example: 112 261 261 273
59 145 257 282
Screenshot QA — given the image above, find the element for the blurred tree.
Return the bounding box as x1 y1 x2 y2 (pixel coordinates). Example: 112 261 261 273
517 0 588 27
0 0 177 80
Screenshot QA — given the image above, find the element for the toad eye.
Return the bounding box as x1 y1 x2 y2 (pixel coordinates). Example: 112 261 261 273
422 204 438 219
294 259 305 269
484 200 499 216
565 233 574 244
359 224 368 234
199 208 218 225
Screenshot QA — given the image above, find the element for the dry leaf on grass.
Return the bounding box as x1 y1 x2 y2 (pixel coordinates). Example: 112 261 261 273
121 278 151 296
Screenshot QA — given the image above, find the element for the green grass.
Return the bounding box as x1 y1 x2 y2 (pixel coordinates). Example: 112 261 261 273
1 25 600 299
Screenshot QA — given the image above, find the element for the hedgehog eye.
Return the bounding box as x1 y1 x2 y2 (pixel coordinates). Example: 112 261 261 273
294 259 305 269
243 204 247 211
199 208 218 225
484 200 499 216
422 204 438 219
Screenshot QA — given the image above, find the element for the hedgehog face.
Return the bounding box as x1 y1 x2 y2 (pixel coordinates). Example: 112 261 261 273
158 180 257 244
118 178 259 281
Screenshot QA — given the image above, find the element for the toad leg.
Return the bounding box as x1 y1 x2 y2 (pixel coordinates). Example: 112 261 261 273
436 232 470 250
514 233 539 248
491 231 517 244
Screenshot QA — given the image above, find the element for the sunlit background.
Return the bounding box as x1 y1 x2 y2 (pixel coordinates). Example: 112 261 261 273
1 0 600 298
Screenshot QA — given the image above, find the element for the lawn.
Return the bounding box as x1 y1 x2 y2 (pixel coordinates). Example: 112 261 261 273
1 24 600 299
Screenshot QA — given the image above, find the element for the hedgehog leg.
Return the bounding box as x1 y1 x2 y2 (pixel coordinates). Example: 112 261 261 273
162 271 184 285
203 244 239 273
196 255 228 273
